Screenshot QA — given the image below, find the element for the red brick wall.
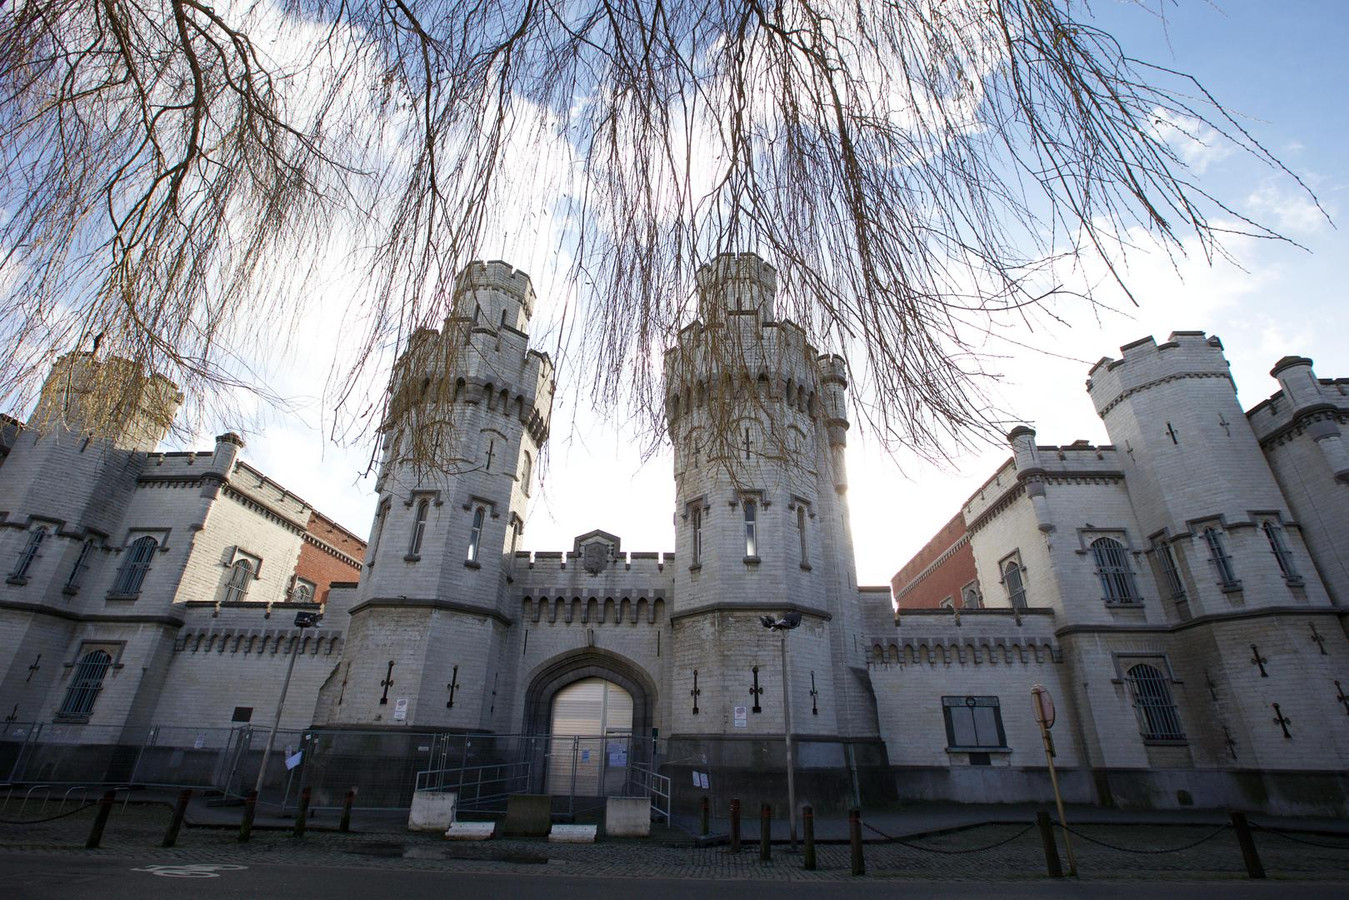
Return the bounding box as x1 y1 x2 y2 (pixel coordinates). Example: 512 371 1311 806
890 512 977 609
294 512 365 604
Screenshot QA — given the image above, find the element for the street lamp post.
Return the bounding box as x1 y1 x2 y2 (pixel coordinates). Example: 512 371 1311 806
254 610 320 799
761 611 802 851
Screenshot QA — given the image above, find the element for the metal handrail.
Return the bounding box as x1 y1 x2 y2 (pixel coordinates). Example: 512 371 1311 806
414 760 532 812
626 764 670 824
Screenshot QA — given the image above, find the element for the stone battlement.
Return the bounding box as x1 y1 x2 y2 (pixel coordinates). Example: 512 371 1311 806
453 259 537 318
1086 331 1232 417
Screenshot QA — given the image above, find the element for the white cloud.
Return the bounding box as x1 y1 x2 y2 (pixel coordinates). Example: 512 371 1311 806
1246 182 1332 236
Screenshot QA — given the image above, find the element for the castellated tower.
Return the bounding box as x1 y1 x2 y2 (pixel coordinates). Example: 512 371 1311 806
315 261 554 729
1087 332 1327 617
663 254 881 788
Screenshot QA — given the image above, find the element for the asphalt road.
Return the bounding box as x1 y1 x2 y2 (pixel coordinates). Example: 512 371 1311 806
4 852 1347 900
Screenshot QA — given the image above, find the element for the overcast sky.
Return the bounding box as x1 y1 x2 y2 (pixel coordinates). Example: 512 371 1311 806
224 0 1349 587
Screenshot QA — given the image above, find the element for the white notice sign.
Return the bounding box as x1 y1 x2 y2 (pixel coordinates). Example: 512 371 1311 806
733 705 748 728
699 772 710 790
393 698 409 721
692 770 702 787
193 733 205 750
285 750 303 770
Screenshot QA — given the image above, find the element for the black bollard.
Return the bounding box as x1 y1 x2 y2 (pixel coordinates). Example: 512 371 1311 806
293 786 311 838
760 803 772 861
1231 811 1266 879
849 807 865 876
700 796 710 836
730 799 741 853
1036 809 1063 878
339 788 356 833
802 805 816 871
86 790 116 849
162 789 192 848
239 790 257 843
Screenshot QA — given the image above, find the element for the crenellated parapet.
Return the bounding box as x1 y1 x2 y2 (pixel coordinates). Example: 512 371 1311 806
1086 331 1232 418
869 608 1061 666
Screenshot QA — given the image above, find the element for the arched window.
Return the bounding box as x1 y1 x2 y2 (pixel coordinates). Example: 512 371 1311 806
466 506 486 563
292 580 314 604
223 557 254 603
9 527 47 581
1125 663 1185 741
1152 538 1187 600
58 649 113 719
66 539 96 592
520 452 532 496
1203 527 1239 586
1003 560 1027 609
962 586 981 609
1091 537 1141 604
743 500 758 558
1262 521 1300 582
690 505 703 565
409 499 429 556
939 597 954 610
110 536 157 596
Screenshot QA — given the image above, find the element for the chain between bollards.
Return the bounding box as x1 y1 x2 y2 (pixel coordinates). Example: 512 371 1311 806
85 790 116 849
339 787 357 833
161 789 192 848
238 790 257 843
1036 808 1063 877
293 786 312 838
802 805 816 871
759 803 772 861
849 807 865 876
729 798 741 853
1231 811 1266 879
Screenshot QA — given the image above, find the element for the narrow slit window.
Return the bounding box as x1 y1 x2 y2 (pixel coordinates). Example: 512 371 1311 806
1262 522 1300 581
65 539 96 591
10 528 47 581
409 499 429 556
691 506 703 565
1154 539 1186 599
797 505 808 566
1003 561 1027 609
1203 527 1239 586
466 507 486 563
743 500 757 558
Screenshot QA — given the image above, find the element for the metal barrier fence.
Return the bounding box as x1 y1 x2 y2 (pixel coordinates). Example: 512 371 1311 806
626 764 671 823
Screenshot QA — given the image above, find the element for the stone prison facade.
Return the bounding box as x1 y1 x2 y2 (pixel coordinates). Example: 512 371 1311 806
1 257 1347 817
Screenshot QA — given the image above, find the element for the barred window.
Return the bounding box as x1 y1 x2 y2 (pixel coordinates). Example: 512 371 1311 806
1153 539 1186 600
110 536 156 596
409 499 430 556
942 696 1006 749
65 539 96 592
58 649 113 719
962 585 981 609
9 527 47 581
466 506 486 563
1092 537 1141 604
1262 522 1300 582
292 579 314 604
1003 560 1027 609
1125 663 1185 741
743 500 758 558
223 557 254 603
1203 527 1239 586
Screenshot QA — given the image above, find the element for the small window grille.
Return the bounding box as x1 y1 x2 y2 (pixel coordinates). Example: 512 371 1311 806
110 536 157 596
409 499 429 556
292 581 314 604
1003 561 1027 609
1262 522 1300 581
58 649 113 719
1203 527 1239 586
1125 663 1185 741
223 557 254 603
1092 537 1141 604
1153 539 1186 599
10 528 47 581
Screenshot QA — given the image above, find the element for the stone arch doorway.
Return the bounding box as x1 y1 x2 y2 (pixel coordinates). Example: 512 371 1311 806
521 649 658 795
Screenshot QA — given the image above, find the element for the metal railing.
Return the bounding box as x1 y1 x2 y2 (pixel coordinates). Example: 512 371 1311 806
626 764 671 823
414 760 532 812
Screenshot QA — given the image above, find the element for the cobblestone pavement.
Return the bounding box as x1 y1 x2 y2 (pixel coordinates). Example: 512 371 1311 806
1 804 1347 882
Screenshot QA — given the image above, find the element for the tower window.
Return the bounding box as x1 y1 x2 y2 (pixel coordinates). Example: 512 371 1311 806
110 535 157 597
1091 536 1141 604
65 539 96 592
520 452 532 496
743 500 758 558
292 579 315 604
223 557 255 603
408 498 429 557
9 527 47 583
1125 663 1185 742
1203 527 1239 588
797 504 809 568
369 499 391 566
466 506 486 564
1262 521 1301 583
691 505 703 565
1153 538 1187 600
1002 559 1027 609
